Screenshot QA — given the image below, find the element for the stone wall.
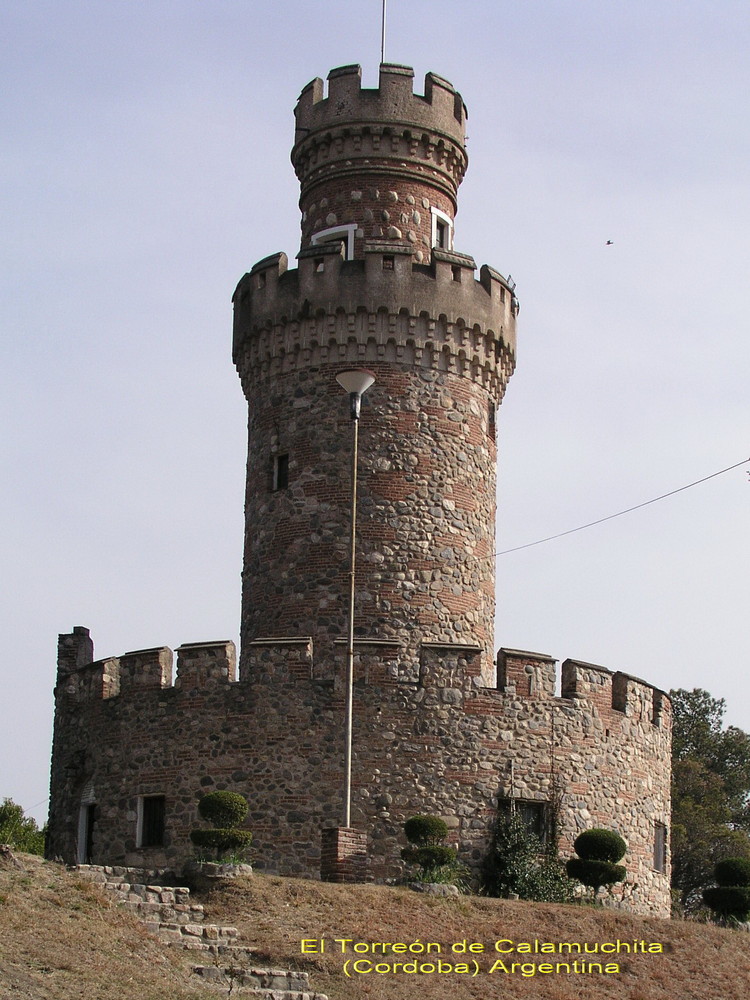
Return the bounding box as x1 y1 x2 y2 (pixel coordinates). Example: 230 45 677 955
48 629 672 916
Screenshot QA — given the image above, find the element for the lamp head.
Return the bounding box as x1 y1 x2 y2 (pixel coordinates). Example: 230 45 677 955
336 369 376 420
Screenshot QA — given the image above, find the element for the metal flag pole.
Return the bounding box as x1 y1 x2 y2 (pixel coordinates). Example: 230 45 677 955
381 0 387 64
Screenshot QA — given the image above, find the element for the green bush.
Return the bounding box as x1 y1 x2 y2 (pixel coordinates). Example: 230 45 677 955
401 814 467 888
702 886 750 921
566 858 627 891
191 790 251 862
189 828 253 855
715 857 750 887
573 828 626 863
401 844 457 870
0 799 45 856
197 791 249 829
404 815 448 846
484 814 577 904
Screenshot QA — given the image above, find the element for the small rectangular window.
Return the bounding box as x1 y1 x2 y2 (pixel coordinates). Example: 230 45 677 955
498 799 550 845
272 454 289 491
435 219 449 248
488 401 496 441
314 258 325 273
654 822 667 873
382 255 395 270
138 795 166 848
451 265 461 282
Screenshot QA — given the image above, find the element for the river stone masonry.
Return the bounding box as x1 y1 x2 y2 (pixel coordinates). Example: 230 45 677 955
47 63 672 916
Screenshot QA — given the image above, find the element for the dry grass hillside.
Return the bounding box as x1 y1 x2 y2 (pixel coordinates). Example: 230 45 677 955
2 851 750 1000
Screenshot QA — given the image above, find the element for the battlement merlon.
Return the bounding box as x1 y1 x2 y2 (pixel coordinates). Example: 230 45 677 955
55 628 237 701
231 244 517 398
294 64 467 149
561 657 672 728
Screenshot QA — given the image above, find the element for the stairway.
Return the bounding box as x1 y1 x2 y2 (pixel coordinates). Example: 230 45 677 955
75 864 328 998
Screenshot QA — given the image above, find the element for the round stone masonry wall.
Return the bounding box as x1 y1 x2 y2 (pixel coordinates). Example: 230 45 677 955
240 361 498 680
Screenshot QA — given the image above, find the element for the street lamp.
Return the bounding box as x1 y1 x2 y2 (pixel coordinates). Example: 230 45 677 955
335 368 375 828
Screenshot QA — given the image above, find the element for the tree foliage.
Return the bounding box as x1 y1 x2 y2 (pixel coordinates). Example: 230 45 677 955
484 813 577 903
670 689 750 912
0 799 45 855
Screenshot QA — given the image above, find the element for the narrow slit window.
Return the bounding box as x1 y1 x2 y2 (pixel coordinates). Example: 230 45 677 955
654 822 667 873
273 454 289 491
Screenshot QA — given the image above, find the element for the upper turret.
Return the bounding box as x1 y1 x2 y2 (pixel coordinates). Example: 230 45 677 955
292 64 469 262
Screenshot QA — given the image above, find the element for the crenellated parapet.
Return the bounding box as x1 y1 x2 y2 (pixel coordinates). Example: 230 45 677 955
232 243 517 402
55 634 237 702
293 64 468 241
50 626 671 914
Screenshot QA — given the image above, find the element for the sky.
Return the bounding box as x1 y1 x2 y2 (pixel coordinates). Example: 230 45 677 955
2 0 748 827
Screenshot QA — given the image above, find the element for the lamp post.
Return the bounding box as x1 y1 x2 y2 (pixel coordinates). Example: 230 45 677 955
335 368 375 828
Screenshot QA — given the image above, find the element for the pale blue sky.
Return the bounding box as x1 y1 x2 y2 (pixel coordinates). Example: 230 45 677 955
2 1 748 824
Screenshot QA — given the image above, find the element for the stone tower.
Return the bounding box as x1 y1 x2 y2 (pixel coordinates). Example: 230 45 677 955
232 64 517 686
48 63 671 915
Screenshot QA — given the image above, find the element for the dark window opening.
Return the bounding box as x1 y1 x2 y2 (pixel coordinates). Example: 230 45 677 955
654 822 667 873
272 454 289 491
435 219 449 249
452 265 461 282
498 799 550 845
314 258 325 273
488 400 496 441
141 796 166 848
382 255 395 270
84 803 97 863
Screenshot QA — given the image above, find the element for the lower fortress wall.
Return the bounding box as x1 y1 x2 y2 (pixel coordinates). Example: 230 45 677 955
48 627 672 916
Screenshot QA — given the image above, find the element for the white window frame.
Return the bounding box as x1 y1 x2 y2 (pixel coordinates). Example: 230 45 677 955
310 223 357 260
430 207 453 250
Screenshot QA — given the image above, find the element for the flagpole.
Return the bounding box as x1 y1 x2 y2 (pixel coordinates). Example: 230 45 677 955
380 0 387 64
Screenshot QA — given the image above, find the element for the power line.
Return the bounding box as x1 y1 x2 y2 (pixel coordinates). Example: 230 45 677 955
497 456 750 557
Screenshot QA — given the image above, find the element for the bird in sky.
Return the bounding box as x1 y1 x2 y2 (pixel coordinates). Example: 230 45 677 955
605 240 614 246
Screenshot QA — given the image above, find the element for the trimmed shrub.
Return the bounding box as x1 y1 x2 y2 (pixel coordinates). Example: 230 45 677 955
400 814 467 888
702 886 750 921
714 857 750 887
566 828 627 896
573 828 626 863
197 791 248 829
404 815 448 847
402 844 457 870
567 858 627 892
191 790 251 861
189 828 253 855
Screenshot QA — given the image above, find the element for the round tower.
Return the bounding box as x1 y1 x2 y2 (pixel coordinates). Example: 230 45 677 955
233 63 518 685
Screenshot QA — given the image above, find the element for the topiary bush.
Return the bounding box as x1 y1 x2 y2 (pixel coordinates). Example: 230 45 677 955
714 857 750 887
703 858 750 923
566 828 627 897
404 815 449 847
190 791 252 862
573 828 627 863
197 791 249 828
400 815 466 887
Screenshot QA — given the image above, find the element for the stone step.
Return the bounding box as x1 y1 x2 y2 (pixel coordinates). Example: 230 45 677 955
155 921 240 948
119 899 206 923
192 965 328 998
74 863 327 997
